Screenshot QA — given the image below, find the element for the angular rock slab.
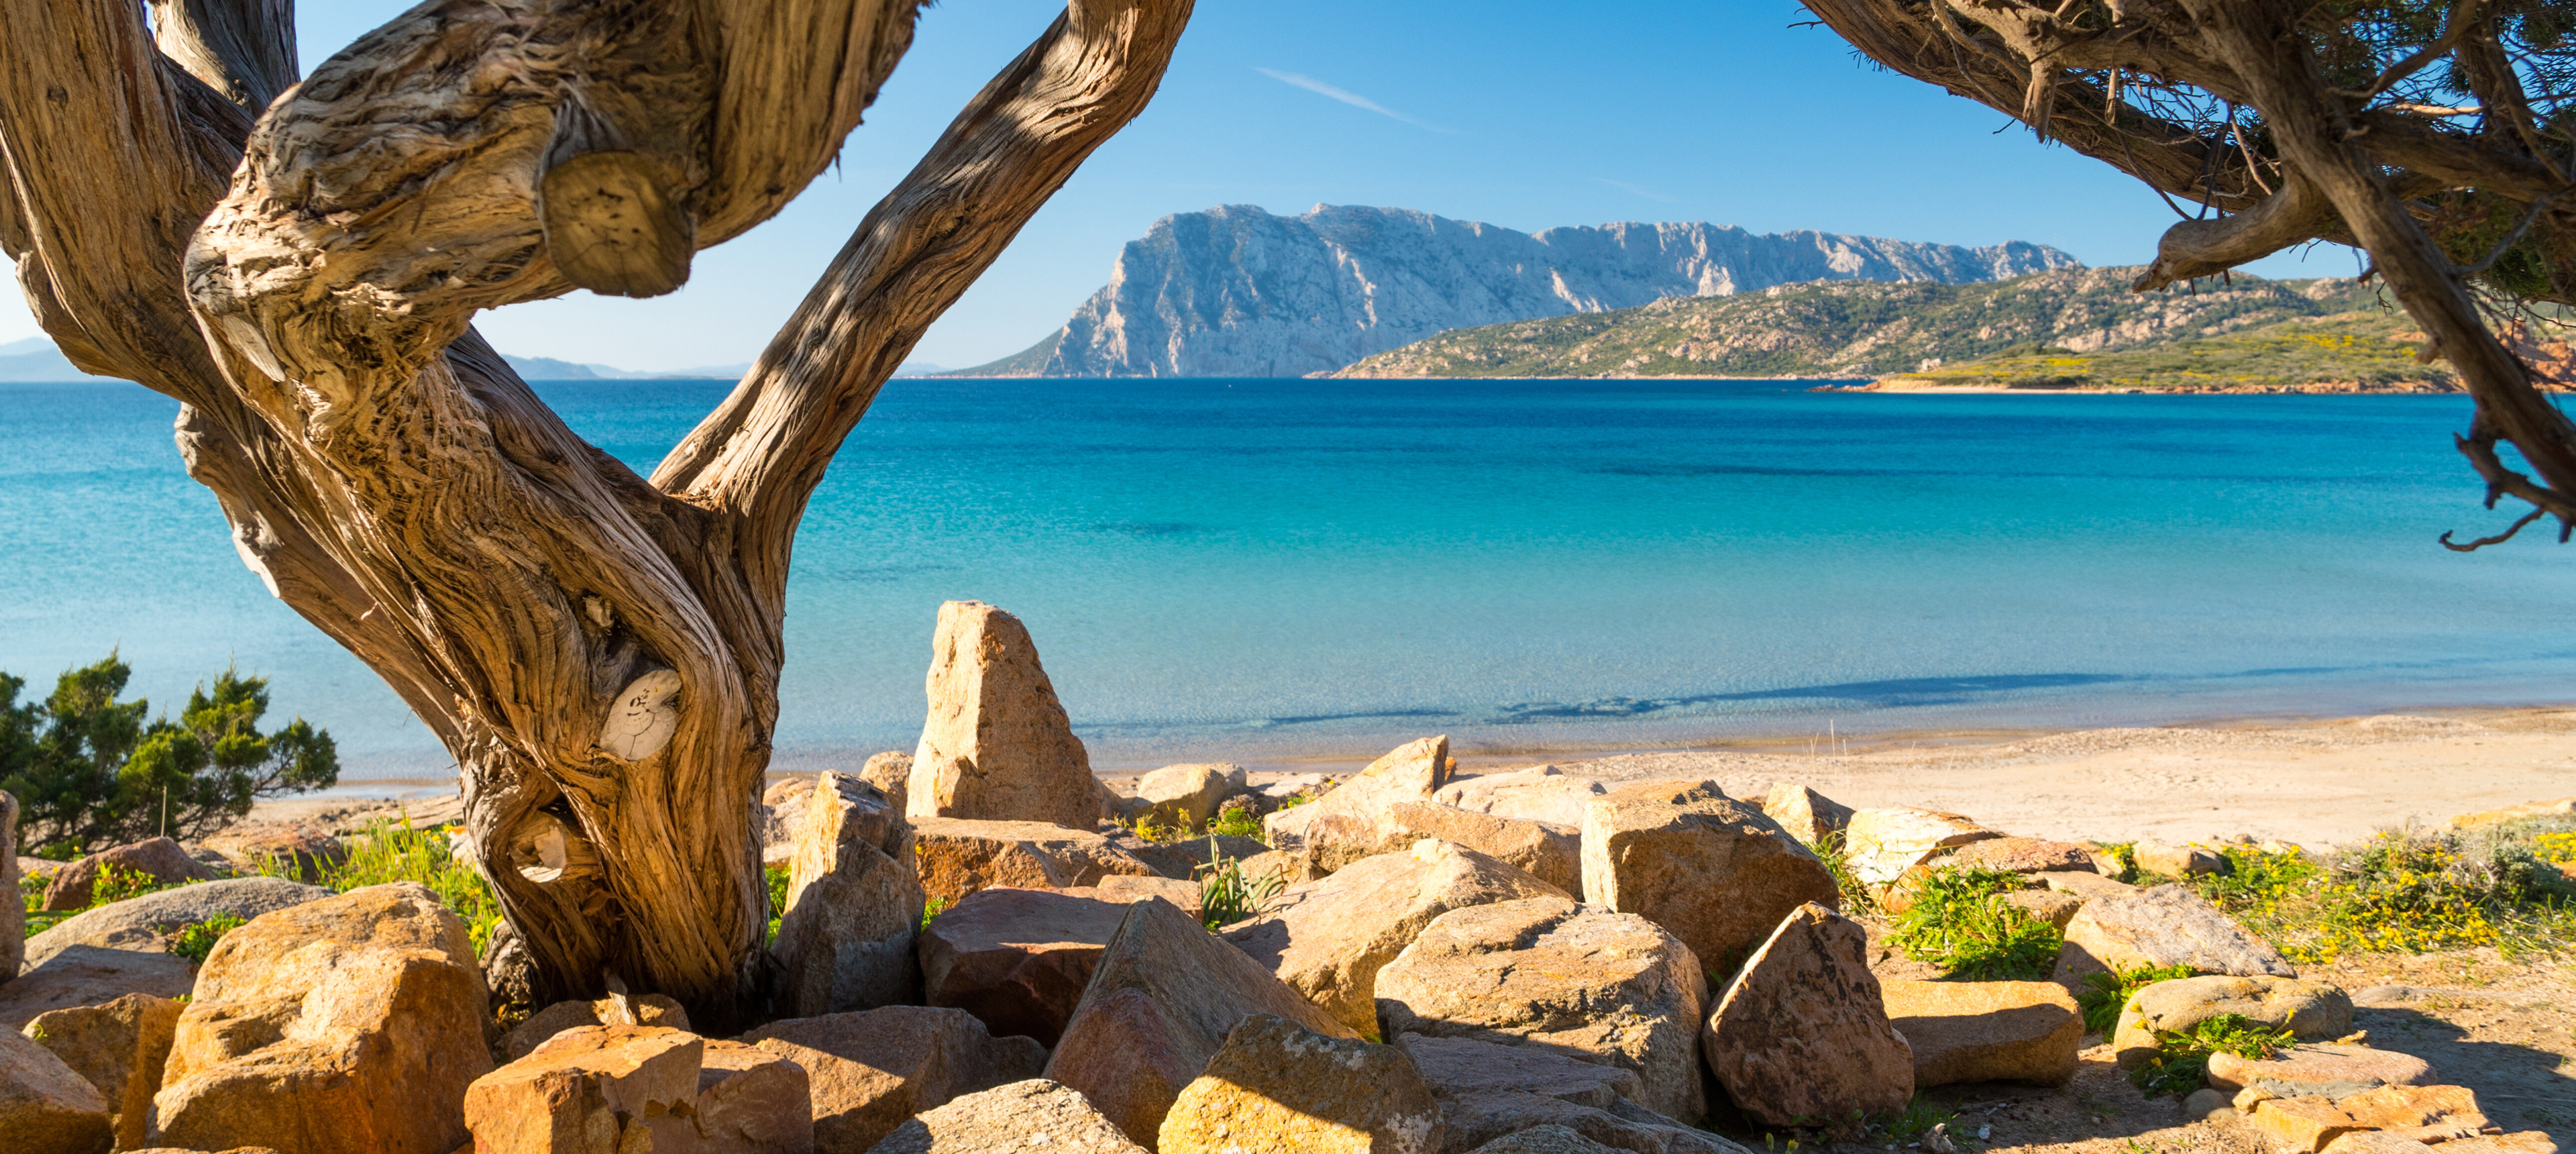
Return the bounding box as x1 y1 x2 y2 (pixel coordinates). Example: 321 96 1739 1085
743 1005 1047 1154
2206 1044 2434 1094
2251 1096 2368 1153
1226 839 1568 1035
2052 884 2295 982
1400 1033 1752 1154
2327 1083 2486 1142
690 1039 817 1154
2132 840 2230 878
25 991 182 1149
499 993 692 1061
1879 979 2083 1088
1159 1014 1442 1153
1383 802 1582 895
1943 837 2097 876
1702 903 1911 1126
2109 976 2353 1071
1759 783 1854 847
0 945 194 1031
1266 737 1452 872
150 882 492 1154
464 1025 701 1154
1436 767 1619 829
865 1078 1148 1153
918 886 1129 1047
1044 897 1356 1147
1375 896 1709 1125
1582 780 1837 977
42 837 224 911
21 876 335 971
780 772 924 1017
1465 1128 1627 1154
0 1025 111 1154
908 600 1102 830
1842 808 1999 886
1135 764 1248 830
863 751 915 817
911 818 1160 906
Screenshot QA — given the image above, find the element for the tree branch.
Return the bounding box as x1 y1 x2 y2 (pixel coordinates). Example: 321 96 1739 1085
651 0 1197 603
0 0 249 403
148 0 299 113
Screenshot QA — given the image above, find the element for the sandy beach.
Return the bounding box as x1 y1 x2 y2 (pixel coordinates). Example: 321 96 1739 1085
284 706 2576 851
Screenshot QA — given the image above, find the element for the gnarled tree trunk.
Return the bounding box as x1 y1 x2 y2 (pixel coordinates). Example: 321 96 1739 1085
0 0 1191 1025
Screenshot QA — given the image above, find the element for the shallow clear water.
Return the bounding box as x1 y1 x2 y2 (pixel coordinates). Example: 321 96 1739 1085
6 376 2573 775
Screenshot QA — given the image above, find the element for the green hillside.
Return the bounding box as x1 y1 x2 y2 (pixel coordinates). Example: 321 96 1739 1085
1330 266 2457 392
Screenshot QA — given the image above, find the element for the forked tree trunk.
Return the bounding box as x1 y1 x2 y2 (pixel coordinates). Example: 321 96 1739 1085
0 0 1191 1025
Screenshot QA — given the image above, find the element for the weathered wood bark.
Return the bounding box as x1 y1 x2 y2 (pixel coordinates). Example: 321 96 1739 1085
0 0 1191 1023
1804 0 2576 540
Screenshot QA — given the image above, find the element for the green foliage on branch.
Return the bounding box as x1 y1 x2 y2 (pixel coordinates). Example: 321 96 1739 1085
1 654 337 854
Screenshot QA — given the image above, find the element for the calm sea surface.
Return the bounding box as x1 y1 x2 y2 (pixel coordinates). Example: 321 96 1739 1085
7 376 2575 776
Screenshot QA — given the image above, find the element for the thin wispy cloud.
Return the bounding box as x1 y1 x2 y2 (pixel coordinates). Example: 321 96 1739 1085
1255 68 1456 134
1597 178 1678 203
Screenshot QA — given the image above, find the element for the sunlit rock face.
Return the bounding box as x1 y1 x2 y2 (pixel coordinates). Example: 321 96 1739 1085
1039 203 2078 378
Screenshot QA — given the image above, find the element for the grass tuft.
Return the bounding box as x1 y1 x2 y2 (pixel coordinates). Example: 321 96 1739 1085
2130 1012 2294 1098
2075 961 2196 1034
1888 866 2061 980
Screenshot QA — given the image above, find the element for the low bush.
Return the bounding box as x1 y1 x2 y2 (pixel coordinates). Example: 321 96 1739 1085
2074 961 2195 1033
1208 805 1265 841
2189 822 2576 962
167 914 244 963
1807 831 1878 918
1887 866 2061 980
3 655 338 853
2129 1012 2293 1098
765 863 790 946
325 819 504 954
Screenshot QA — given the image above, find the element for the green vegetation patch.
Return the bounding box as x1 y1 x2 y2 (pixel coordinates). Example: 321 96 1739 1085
2131 1012 2295 1098
1887 866 2062 980
1891 312 2453 392
2075 961 2197 1034
2184 821 2576 963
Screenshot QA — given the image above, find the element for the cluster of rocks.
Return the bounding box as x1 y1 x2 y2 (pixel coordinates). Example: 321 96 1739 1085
0 602 2560 1154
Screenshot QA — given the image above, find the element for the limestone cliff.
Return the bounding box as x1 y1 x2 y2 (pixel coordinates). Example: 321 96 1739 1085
949 204 2079 378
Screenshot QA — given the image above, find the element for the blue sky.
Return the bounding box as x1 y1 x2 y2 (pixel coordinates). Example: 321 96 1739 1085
0 0 2355 370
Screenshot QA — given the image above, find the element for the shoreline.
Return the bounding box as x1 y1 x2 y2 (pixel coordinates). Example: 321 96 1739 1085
304 701 2576 847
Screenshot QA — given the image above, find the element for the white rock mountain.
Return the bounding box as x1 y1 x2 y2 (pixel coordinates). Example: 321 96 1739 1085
972 204 2081 378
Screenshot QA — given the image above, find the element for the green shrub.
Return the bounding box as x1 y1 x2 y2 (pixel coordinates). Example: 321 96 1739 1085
324 819 502 954
2074 961 2196 1033
1195 833 1285 930
1888 866 2061 980
2130 1012 2293 1098
1 655 337 851
168 914 244 964
1807 831 1877 917
1209 805 1265 841
765 863 791 946
921 895 951 930
2189 827 2576 962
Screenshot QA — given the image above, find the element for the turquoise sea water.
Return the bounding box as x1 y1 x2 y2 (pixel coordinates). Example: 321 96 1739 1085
6 376 2576 776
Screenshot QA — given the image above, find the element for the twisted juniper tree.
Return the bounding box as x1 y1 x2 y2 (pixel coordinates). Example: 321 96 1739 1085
1805 0 2576 545
0 0 1190 1022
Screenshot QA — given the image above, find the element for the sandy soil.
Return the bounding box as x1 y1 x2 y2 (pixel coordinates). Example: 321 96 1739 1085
289 706 2576 848
1452 709 2576 849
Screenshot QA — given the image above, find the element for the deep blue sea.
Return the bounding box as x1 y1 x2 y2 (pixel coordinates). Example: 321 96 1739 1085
7 376 2576 777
